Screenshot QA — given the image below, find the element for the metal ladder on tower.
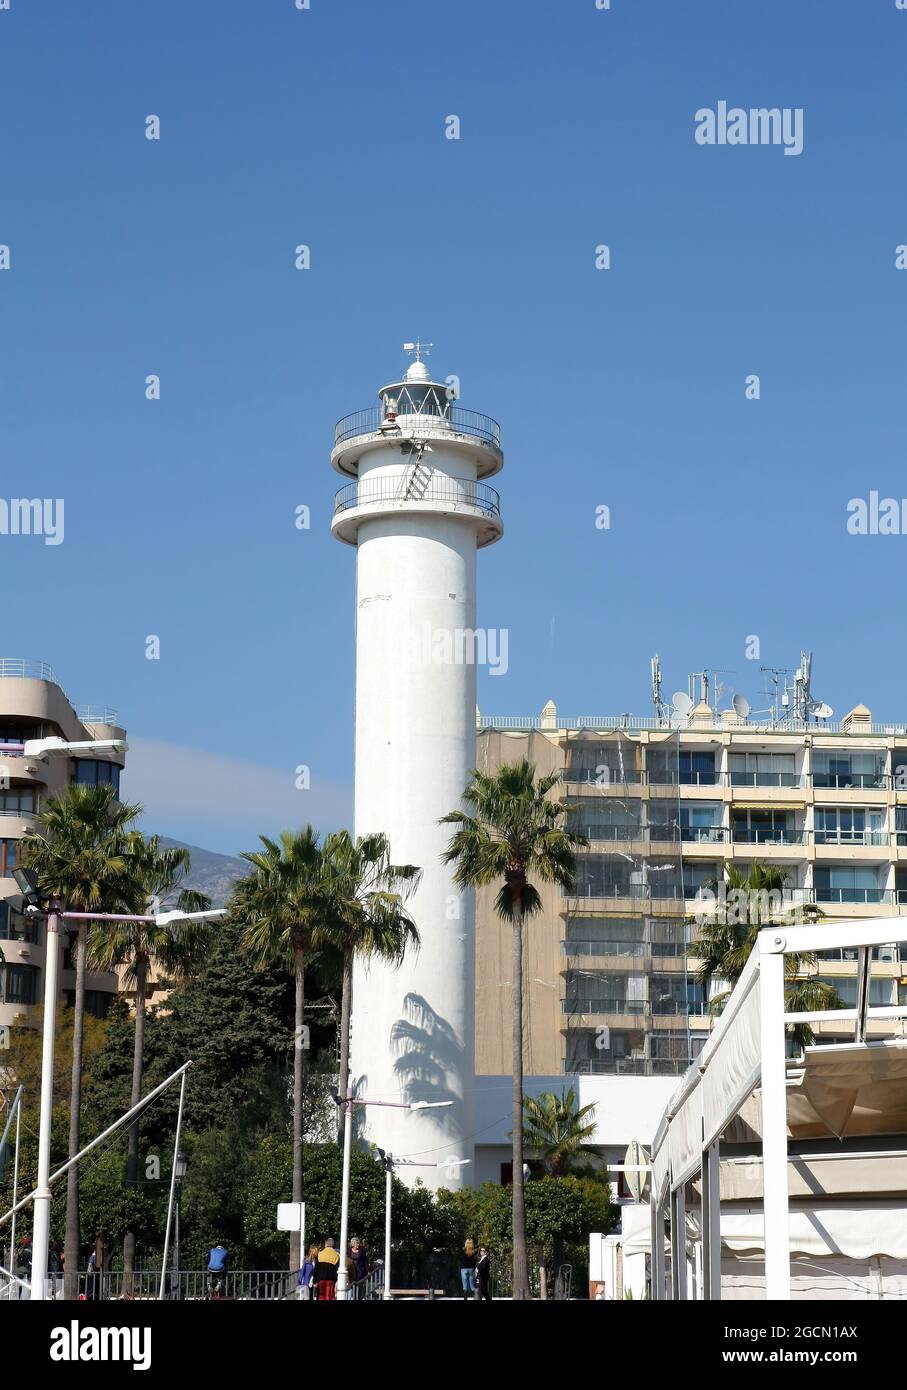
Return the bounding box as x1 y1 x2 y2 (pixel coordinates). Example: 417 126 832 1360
400 439 434 501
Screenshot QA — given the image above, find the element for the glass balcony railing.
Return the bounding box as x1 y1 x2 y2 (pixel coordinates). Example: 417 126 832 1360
565 1057 689 1076
732 828 805 845
812 772 886 789
561 998 649 1016
728 771 805 788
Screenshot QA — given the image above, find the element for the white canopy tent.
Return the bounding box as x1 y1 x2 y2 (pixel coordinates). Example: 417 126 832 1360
649 919 907 1300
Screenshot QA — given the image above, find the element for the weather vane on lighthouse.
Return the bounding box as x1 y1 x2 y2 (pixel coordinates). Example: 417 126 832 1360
403 339 433 364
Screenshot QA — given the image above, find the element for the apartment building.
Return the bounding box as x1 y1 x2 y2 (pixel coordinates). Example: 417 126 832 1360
474 699 907 1079
0 659 127 1034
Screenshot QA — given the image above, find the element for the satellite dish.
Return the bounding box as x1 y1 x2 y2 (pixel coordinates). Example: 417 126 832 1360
813 702 833 720
671 691 694 716
732 693 751 720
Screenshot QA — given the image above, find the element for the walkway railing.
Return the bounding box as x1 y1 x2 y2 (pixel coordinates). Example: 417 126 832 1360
335 476 501 519
75 1268 296 1301
334 404 501 451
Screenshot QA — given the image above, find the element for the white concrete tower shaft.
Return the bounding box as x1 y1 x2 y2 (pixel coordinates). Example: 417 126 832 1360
331 352 503 1189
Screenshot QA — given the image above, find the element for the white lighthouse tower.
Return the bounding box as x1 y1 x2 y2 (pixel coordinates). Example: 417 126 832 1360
331 344 504 1189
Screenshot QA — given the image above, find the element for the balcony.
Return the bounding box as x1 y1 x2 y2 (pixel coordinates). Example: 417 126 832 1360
729 771 805 789
561 997 650 1016
812 772 886 790
332 475 503 547
732 828 806 846
564 1057 688 1076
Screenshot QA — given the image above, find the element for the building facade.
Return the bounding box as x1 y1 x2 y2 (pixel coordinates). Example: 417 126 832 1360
474 699 907 1080
0 659 127 1034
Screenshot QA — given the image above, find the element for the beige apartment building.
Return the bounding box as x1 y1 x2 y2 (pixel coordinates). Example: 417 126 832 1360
474 699 907 1078
0 660 127 1035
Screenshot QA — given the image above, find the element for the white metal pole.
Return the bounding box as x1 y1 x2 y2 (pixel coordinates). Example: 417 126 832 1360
702 1140 721 1300
759 944 791 1299
10 1093 20 1300
30 907 61 1301
158 1070 187 1301
336 1096 353 1300
383 1159 392 1301
650 1195 665 1301
670 1185 687 1300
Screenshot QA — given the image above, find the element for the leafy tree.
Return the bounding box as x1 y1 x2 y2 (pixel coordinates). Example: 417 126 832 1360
694 862 841 1046
522 1088 598 1176
441 760 587 1299
89 834 211 1282
320 830 420 1137
20 783 140 1295
229 826 330 1270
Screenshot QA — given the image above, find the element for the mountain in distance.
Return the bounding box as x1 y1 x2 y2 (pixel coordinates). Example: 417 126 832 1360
157 837 249 909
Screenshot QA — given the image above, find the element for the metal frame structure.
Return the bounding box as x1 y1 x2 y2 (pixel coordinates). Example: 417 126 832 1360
649 917 907 1301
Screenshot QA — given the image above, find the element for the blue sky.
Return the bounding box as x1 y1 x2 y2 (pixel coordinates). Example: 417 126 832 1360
1 0 905 853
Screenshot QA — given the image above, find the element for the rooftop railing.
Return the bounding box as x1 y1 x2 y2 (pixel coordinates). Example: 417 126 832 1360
334 404 502 451
75 704 120 726
0 659 59 684
480 714 907 736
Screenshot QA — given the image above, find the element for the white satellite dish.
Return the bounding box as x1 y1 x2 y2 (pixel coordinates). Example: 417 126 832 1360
671 691 693 716
732 693 751 720
813 702 833 720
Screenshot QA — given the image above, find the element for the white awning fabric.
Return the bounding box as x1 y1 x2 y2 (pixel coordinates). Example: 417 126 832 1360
688 1202 907 1260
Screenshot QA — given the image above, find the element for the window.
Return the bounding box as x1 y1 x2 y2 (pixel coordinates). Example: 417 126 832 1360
563 919 645 957
678 751 717 786
566 799 643 840
682 861 719 898
679 803 723 841
0 840 19 876
0 900 39 943
0 788 36 816
566 743 642 785
73 760 120 794
1 962 38 1006
813 753 884 789
728 752 797 787
814 807 884 846
733 808 795 844
651 975 706 1016
814 866 884 903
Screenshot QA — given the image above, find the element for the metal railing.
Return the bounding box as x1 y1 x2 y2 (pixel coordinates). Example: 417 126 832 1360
732 828 806 845
75 1268 295 1301
565 1057 690 1077
0 658 59 685
75 704 120 726
334 404 501 451
334 475 501 519
562 998 649 1016
480 714 907 736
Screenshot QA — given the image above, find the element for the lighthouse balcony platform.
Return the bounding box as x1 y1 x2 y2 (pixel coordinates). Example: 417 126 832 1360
332 474 503 548
331 404 503 479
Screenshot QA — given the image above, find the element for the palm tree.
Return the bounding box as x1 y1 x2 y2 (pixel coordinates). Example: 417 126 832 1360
693 862 841 1046
522 1087 598 1177
320 830 421 1141
89 834 211 1282
20 782 141 1298
229 827 327 1271
441 759 588 1301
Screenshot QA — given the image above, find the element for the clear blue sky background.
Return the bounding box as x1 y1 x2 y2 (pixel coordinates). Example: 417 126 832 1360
2 0 905 853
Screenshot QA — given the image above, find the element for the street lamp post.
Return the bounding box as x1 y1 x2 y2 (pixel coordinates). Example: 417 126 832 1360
16 844 225 1302
379 1153 470 1302
334 1094 453 1301
174 1148 187 1294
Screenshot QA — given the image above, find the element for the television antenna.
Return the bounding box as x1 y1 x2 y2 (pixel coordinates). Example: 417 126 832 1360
651 654 666 722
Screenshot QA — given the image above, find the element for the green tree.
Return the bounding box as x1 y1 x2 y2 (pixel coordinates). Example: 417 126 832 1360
320 830 420 1138
229 826 328 1271
694 862 841 1046
20 782 140 1296
88 834 211 1283
441 760 587 1300
522 1088 598 1176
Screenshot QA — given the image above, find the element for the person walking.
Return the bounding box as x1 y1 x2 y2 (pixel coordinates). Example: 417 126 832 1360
207 1243 228 1298
459 1238 477 1301
297 1244 318 1300
475 1245 492 1301
350 1238 368 1285
315 1237 340 1301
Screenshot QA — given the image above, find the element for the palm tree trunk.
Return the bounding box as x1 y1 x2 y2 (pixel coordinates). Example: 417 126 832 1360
63 922 86 1300
511 900 529 1300
337 949 353 1145
290 945 305 1273
122 956 147 1291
